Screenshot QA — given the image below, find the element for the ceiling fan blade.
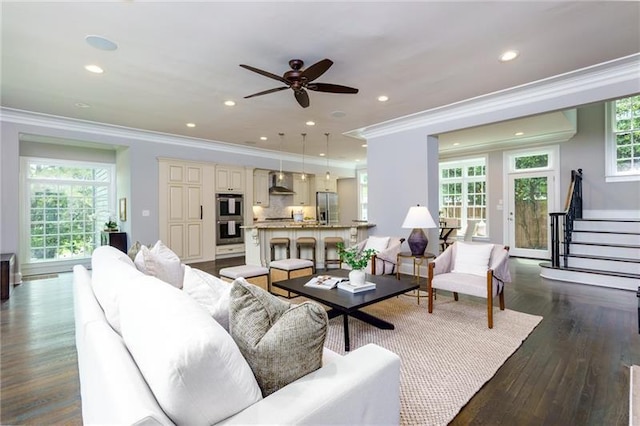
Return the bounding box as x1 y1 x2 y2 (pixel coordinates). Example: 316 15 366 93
307 82 359 94
301 59 333 82
239 64 288 84
294 89 310 108
244 86 289 99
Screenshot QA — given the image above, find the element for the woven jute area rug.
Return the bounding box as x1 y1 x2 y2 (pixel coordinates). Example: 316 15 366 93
632 365 640 426
321 294 543 426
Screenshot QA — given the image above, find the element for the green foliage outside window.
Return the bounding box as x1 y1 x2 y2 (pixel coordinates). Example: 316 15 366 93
613 95 640 173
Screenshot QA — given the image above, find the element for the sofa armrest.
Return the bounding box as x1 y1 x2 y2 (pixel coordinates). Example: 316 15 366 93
219 344 401 425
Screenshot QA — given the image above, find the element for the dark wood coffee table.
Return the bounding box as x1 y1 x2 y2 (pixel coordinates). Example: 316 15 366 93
272 269 418 351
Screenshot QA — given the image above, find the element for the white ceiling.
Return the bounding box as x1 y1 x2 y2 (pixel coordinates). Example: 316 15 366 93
2 2 639 164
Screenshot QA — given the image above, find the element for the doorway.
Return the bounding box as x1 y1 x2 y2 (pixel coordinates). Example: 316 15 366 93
504 147 559 259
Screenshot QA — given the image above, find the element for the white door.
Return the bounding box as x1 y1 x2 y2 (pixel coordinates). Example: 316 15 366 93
507 171 555 259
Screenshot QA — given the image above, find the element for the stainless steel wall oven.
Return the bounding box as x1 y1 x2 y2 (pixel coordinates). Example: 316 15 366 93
216 193 244 245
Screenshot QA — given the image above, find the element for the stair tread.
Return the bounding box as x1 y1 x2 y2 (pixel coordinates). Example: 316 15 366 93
567 254 640 264
577 218 640 222
540 262 640 279
569 241 640 249
573 229 640 236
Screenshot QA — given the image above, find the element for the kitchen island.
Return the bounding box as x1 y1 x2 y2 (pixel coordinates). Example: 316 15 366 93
243 222 375 269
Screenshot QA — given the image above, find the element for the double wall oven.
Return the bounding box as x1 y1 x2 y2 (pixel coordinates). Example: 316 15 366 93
216 193 244 245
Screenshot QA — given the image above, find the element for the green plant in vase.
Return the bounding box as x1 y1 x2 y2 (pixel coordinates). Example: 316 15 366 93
336 242 376 286
104 217 118 232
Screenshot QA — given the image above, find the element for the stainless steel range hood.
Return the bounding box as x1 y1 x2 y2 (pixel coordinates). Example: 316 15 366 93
269 172 296 195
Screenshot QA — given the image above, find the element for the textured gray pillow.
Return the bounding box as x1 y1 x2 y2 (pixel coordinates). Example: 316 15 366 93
229 278 328 396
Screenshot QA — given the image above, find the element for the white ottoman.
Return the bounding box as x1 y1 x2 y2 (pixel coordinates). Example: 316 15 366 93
269 258 314 298
219 265 269 291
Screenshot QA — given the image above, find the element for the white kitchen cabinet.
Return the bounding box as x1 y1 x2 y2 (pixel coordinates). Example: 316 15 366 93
292 174 311 206
253 170 270 207
314 175 338 192
215 165 245 193
159 160 208 261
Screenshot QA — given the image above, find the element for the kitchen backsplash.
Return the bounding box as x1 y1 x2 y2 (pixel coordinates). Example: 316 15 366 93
252 195 315 221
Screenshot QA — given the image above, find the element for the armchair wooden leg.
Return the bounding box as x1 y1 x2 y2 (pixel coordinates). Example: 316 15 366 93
453 292 458 301
499 290 505 311
427 263 434 313
487 271 493 329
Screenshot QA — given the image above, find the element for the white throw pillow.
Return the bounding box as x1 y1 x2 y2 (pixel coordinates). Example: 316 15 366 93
182 265 231 331
452 242 494 277
119 278 262 426
364 236 390 253
134 242 184 288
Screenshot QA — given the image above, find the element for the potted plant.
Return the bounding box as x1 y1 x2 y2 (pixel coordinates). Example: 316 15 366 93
104 217 119 232
336 242 377 286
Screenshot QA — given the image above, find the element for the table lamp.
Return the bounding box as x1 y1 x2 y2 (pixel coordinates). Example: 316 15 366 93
401 205 437 256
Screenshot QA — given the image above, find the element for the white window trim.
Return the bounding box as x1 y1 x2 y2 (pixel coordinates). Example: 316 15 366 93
19 156 116 275
439 155 489 238
605 99 640 183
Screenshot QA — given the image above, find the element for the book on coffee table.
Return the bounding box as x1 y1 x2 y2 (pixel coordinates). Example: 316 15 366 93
337 281 376 293
304 275 348 290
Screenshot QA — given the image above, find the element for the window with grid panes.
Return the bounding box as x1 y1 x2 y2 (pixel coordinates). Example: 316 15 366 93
439 158 487 237
605 95 640 182
23 158 115 264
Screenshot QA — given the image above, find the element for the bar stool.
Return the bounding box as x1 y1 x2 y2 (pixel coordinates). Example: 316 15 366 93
296 237 317 272
270 237 290 262
324 236 344 270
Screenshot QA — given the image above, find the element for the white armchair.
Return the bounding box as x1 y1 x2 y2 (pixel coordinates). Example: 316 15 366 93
427 242 511 328
351 236 405 275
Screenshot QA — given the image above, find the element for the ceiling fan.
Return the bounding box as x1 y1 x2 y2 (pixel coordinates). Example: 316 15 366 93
239 58 358 108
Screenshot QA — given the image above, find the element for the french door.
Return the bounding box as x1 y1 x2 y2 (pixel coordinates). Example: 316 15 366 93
507 171 555 259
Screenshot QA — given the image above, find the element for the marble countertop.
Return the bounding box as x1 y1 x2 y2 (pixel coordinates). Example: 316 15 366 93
242 222 375 229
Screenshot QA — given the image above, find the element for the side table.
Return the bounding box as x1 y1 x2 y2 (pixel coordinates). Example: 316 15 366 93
1 253 16 301
396 251 435 305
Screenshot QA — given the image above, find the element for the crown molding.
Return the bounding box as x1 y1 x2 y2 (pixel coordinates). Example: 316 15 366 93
350 53 640 140
0 107 356 169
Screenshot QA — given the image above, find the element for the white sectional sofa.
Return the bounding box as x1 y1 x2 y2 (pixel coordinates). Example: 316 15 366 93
73 245 401 425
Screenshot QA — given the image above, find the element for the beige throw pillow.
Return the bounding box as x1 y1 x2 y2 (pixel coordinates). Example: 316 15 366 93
229 278 328 397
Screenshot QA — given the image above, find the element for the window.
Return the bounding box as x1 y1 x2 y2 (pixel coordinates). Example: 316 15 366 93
439 157 487 237
357 169 368 220
605 94 640 182
22 158 115 267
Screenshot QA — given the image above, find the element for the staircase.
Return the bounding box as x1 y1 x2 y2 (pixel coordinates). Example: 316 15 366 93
540 217 640 290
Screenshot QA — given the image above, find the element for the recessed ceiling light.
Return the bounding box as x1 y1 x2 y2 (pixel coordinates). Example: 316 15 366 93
361 143 368 148
355 159 361 162
319 153 326 157
224 100 236 106
85 35 118 51
306 121 315 126
84 64 104 74
377 95 389 102
74 102 91 108
186 123 196 128
499 50 519 62
331 110 346 118
260 136 267 141
453 142 460 146
515 131 524 136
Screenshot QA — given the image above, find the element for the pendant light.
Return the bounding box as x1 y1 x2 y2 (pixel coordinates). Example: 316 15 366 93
300 133 307 180
324 132 331 180
278 132 285 181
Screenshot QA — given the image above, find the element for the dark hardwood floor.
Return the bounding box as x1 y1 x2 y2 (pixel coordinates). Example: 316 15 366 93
1 257 638 425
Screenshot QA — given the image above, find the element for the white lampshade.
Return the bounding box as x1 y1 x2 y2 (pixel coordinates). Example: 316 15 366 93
402 205 437 229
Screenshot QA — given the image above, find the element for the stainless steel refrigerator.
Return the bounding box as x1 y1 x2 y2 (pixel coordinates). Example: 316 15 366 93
316 192 339 224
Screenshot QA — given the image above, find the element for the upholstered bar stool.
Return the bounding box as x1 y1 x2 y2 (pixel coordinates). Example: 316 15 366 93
296 237 317 272
219 265 270 291
269 237 291 262
269 258 314 298
324 236 344 270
